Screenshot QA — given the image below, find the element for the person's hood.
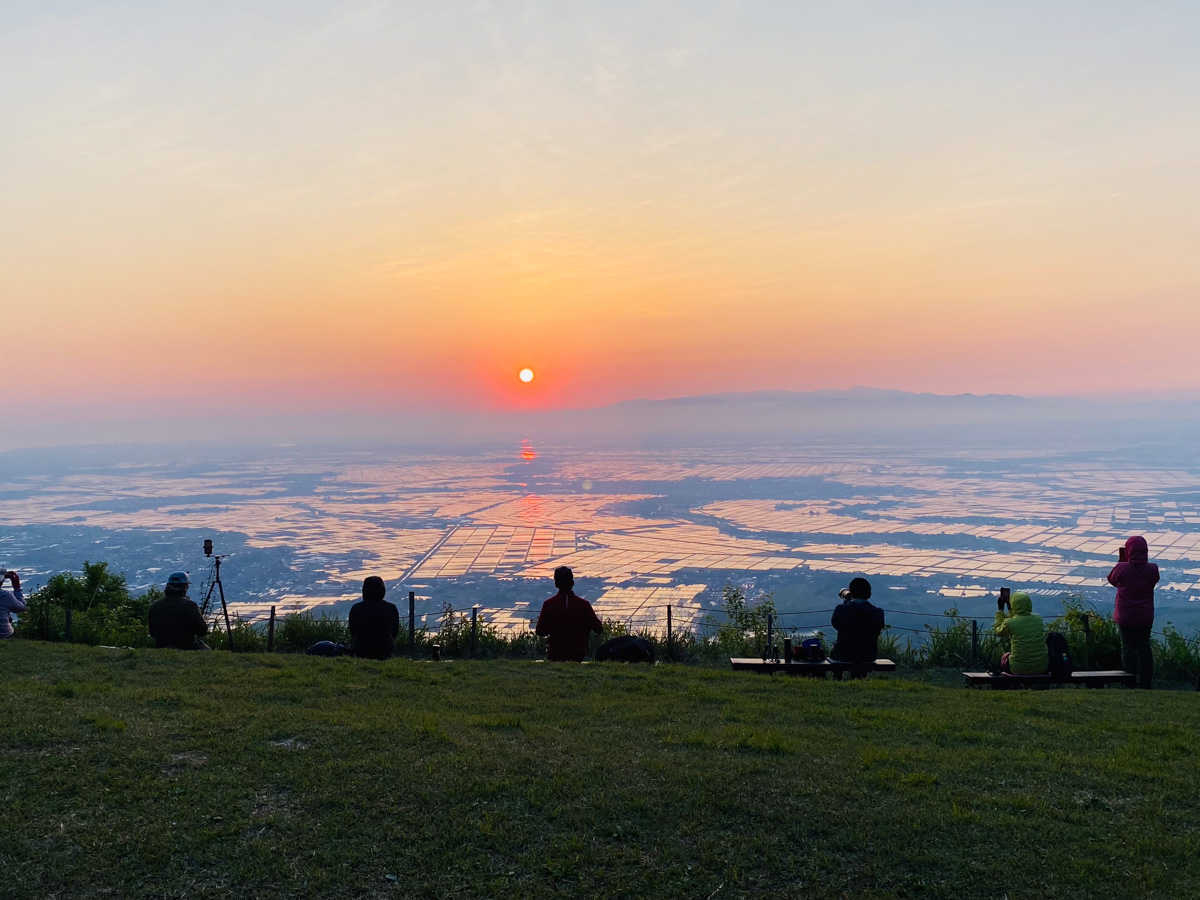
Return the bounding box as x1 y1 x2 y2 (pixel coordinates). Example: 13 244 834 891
1011 591 1034 616
1125 535 1149 563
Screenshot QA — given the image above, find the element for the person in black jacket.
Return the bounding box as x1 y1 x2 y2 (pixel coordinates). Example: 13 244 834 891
829 577 885 663
348 576 399 660
148 572 209 650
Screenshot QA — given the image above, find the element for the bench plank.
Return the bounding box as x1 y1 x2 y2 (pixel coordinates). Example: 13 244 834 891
964 670 1136 689
730 658 895 679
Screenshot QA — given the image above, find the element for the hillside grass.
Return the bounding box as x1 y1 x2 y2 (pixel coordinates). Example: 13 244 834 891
2 642 1198 900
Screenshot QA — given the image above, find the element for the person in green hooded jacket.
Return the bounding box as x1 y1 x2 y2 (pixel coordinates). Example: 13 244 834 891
994 590 1049 675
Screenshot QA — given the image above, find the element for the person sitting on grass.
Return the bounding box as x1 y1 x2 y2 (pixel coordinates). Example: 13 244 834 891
148 572 210 650
829 577 886 663
994 590 1048 675
535 566 602 662
0 570 26 640
348 576 399 660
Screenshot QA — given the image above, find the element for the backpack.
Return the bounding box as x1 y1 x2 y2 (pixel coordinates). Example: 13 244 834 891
1046 632 1073 679
796 637 826 663
596 635 656 663
306 640 349 657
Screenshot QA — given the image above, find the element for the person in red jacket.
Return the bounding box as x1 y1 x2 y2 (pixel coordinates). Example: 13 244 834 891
535 566 602 662
1108 535 1159 689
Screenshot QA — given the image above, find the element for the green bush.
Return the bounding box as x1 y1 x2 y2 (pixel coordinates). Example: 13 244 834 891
273 612 351 653
14 562 155 648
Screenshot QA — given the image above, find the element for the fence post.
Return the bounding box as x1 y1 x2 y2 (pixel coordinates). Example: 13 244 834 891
666 605 673 652
971 619 979 664
65 608 73 643
267 605 276 653
471 606 479 657
408 591 416 655
1083 613 1092 667
766 613 774 661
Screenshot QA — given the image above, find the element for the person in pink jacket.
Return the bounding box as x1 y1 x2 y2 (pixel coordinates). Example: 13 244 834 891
1107 535 1159 689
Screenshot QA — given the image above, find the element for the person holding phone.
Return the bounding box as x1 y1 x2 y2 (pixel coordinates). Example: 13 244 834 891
0 570 26 639
993 588 1049 675
1108 536 1159 689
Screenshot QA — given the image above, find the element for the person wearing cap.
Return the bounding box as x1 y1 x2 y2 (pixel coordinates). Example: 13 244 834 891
535 566 603 662
148 572 209 650
829 577 886 663
348 576 400 660
993 590 1049 675
0 570 27 640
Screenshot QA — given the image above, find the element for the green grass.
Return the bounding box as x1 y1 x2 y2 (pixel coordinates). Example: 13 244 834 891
2 642 1199 899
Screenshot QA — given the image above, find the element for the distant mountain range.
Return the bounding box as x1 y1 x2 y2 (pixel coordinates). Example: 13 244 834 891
553 386 1200 442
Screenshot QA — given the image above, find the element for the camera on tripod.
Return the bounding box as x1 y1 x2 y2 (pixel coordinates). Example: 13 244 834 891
200 538 234 651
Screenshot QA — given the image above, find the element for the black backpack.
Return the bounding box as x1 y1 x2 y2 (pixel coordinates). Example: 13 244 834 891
596 635 656 663
1046 632 1073 678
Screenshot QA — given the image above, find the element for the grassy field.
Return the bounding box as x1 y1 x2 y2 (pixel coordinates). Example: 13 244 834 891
2 642 1198 900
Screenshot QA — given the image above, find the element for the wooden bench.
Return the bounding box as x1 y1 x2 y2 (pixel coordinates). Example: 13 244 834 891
730 658 896 680
963 670 1136 690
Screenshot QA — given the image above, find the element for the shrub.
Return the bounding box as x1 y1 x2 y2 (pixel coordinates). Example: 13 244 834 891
274 612 351 653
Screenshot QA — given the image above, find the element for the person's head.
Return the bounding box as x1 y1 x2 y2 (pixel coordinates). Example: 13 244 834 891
362 576 386 602
1010 591 1034 616
848 577 872 601
1125 535 1150 563
553 566 574 592
165 571 190 597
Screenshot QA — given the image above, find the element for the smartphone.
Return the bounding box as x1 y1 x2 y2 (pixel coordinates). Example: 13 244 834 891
999 587 1010 602
1118 546 1128 562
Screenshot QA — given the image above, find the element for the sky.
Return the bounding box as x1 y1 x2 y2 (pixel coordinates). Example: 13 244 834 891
3 1 1200 428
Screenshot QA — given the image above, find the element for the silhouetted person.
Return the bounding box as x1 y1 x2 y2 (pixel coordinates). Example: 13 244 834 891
535 566 602 662
148 572 209 650
1108 535 1159 689
994 590 1048 675
829 577 885 663
348 576 399 660
0 570 26 640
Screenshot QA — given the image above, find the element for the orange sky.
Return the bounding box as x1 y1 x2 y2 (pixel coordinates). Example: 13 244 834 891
4 2 1200 424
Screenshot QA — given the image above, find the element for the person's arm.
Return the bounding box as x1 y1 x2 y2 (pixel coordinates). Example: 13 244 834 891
535 601 551 637
831 604 847 631
190 602 208 637
1107 564 1122 588
993 610 1010 636
2 572 25 612
587 602 603 635
389 605 400 640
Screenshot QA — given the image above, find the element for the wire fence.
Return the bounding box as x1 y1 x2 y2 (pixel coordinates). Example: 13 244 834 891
213 597 1199 647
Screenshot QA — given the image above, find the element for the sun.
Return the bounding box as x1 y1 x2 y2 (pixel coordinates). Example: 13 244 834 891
518 368 535 383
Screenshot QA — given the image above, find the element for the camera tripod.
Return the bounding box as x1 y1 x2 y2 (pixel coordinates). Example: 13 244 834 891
201 555 235 652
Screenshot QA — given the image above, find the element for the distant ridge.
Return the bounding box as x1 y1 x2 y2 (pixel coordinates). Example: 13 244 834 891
564 386 1200 442
604 386 1037 410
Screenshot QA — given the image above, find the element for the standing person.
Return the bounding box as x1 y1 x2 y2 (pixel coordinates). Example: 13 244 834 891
829 577 886 663
0 570 26 640
535 566 602 662
1108 535 1159 689
148 572 209 650
994 590 1048 675
348 576 399 660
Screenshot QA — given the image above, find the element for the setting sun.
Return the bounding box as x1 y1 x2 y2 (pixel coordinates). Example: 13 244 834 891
518 368 535 384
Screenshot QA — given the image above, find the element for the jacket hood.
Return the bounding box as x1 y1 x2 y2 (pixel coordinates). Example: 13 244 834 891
1125 535 1149 563
1011 591 1034 616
